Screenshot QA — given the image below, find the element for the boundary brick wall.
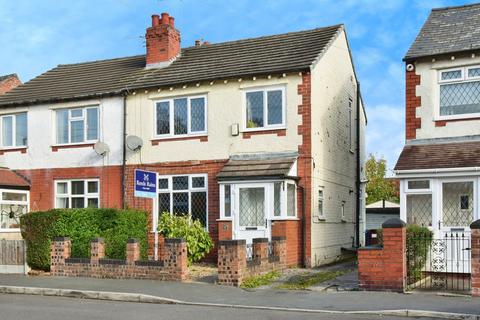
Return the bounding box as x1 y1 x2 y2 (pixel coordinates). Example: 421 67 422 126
51 237 187 281
471 220 480 297
358 218 406 292
217 237 286 286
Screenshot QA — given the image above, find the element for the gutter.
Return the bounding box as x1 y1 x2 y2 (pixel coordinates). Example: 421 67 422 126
394 167 480 175
355 81 361 248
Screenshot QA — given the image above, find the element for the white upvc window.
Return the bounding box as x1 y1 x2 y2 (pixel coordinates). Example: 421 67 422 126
55 179 100 209
405 179 431 193
219 180 296 220
55 106 99 145
154 95 207 138
437 65 480 119
0 113 27 148
157 174 208 227
244 86 286 131
317 188 325 219
0 189 29 231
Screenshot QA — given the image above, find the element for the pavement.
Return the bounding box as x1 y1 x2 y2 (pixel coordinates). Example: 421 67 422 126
0 274 479 319
0 294 437 320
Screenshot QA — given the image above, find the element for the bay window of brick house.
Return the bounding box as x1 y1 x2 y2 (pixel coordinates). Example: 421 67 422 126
0 189 29 231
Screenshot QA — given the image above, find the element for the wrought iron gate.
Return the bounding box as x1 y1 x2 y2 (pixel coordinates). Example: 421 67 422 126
406 232 471 292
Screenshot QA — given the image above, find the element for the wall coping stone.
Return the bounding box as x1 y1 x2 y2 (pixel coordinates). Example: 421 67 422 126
127 238 139 243
252 238 269 243
53 237 70 241
219 239 246 246
91 237 104 243
358 245 383 250
382 218 406 228
271 236 286 241
470 219 480 229
164 238 185 244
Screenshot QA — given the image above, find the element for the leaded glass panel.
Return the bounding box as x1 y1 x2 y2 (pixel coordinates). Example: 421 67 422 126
239 187 265 227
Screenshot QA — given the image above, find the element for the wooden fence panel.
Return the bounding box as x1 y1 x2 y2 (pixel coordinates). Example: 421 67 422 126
0 239 27 274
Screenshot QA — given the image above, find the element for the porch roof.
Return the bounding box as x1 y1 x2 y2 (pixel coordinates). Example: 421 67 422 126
394 141 480 171
216 157 296 181
0 168 30 190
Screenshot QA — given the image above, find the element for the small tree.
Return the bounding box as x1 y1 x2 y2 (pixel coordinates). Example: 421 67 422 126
365 154 399 204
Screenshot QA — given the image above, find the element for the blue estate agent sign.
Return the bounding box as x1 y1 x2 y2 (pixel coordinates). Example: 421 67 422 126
134 169 157 198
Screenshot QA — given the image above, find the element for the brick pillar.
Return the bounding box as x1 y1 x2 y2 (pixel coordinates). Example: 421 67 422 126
126 239 140 264
217 239 246 286
358 218 406 292
471 220 480 297
90 238 105 264
272 236 287 269
50 237 71 276
164 238 188 281
252 238 269 268
218 221 232 240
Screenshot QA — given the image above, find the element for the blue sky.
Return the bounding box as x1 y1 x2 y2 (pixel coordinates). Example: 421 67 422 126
0 0 477 173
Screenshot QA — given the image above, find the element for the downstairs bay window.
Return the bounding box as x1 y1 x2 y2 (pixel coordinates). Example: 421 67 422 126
0 189 29 230
157 174 208 227
55 179 100 209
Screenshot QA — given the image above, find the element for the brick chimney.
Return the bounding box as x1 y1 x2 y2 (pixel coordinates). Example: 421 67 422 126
145 13 181 68
0 74 21 95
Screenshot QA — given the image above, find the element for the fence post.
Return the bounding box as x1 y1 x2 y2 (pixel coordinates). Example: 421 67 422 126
217 239 246 286
164 238 188 280
471 220 480 297
50 237 71 276
126 239 140 264
90 238 105 265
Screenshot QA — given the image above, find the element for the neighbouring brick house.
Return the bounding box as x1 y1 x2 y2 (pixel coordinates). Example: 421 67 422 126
0 12 366 267
0 74 21 96
395 4 480 273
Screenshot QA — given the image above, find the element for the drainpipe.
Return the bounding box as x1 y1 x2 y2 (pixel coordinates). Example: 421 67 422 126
355 81 361 248
299 184 306 268
121 94 127 209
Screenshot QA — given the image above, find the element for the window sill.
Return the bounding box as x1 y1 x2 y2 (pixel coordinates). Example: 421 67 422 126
0 229 21 233
242 128 286 139
216 218 233 222
151 135 208 145
0 147 27 155
270 217 299 221
52 143 95 152
435 116 480 127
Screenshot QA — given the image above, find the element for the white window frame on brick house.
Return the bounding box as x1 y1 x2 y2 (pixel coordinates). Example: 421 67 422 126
157 174 209 228
0 188 29 232
219 180 297 220
0 112 28 149
54 106 99 145
436 65 480 120
153 95 208 139
54 179 100 209
242 86 286 132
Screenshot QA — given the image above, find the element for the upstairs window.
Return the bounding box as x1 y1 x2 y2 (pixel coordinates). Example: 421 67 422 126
155 96 207 137
0 113 27 148
56 107 99 144
245 87 285 130
438 66 480 118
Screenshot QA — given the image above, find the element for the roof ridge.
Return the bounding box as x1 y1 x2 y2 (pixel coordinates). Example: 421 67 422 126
431 2 480 12
182 24 344 50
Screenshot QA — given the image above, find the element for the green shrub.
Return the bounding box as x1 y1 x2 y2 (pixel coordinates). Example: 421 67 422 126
158 213 213 265
20 208 148 271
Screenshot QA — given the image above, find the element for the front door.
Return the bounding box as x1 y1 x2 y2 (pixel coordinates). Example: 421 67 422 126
233 184 271 244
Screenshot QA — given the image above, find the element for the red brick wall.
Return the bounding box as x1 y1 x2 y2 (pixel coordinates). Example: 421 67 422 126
405 68 421 140
358 226 406 292
124 160 228 261
271 220 301 267
16 166 123 211
0 75 21 95
297 72 312 267
218 220 232 240
471 223 480 297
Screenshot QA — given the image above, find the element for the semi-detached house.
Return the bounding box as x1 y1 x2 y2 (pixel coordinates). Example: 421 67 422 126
0 12 366 267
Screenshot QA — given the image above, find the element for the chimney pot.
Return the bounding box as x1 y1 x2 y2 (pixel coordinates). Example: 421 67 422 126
204 41 210 45
169 17 175 28
161 12 170 25
152 14 160 27
195 40 201 46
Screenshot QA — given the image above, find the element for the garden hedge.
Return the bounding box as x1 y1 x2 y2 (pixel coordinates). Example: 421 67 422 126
20 208 148 271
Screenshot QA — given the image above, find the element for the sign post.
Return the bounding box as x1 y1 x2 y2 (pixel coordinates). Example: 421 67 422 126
134 169 159 260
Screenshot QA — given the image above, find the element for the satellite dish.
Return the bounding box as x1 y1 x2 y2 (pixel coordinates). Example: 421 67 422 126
94 141 110 156
126 135 143 151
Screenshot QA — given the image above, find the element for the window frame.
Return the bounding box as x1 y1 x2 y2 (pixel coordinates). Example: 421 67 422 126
0 112 28 149
54 106 100 146
243 86 286 132
54 179 100 209
317 188 325 220
405 179 432 193
436 65 480 120
157 174 209 228
348 98 354 152
0 188 29 232
153 95 208 139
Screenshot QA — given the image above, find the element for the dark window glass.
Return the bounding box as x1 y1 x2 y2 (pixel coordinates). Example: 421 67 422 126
156 101 170 135
158 178 169 190
246 91 264 128
191 192 207 226
173 176 188 190
71 181 85 195
72 198 85 208
191 176 205 188
174 98 188 135
158 193 171 214
172 192 189 215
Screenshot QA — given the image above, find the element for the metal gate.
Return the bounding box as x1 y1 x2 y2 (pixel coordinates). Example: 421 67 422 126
0 239 28 274
406 232 471 292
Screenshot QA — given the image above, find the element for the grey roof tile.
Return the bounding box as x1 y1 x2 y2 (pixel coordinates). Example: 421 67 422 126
217 157 296 180
405 3 480 60
0 25 342 108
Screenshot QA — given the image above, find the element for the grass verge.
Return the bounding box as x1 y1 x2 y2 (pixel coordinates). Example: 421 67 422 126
240 271 281 289
276 270 347 290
